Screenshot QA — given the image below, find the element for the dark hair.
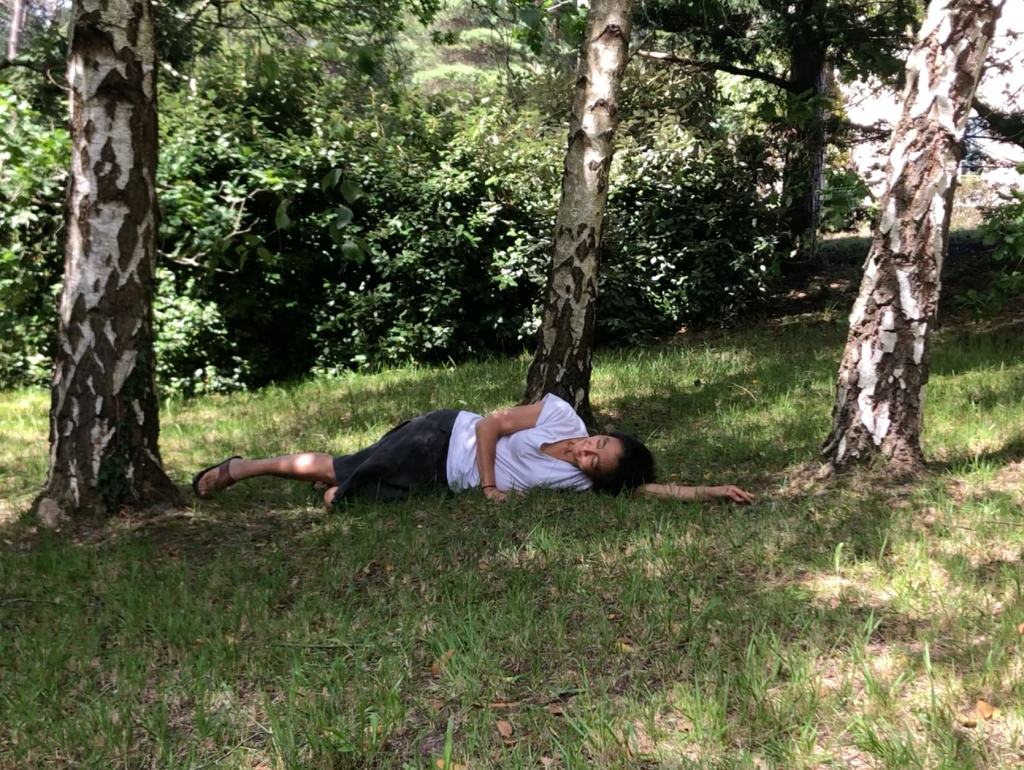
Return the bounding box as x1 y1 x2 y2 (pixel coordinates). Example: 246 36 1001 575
591 432 656 495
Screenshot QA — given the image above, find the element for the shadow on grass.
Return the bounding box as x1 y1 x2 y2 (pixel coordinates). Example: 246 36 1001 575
5 317 1024 766
933 435 1024 474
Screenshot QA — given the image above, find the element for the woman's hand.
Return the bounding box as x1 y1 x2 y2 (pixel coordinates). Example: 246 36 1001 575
483 485 508 502
706 485 754 504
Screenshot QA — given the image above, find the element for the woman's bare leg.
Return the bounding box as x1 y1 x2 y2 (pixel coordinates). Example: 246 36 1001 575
195 453 337 497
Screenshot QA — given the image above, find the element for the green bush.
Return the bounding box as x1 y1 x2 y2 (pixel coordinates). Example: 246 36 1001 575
957 167 1024 318
153 268 249 396
0 83 67 389
3 52 791 389
312 101 561 371
605 126 785 331
820 167 874 233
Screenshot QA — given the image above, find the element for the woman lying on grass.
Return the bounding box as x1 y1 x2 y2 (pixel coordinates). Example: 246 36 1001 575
192 394 754 506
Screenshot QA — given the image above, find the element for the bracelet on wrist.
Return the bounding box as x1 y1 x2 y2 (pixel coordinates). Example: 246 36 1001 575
482 484 497 490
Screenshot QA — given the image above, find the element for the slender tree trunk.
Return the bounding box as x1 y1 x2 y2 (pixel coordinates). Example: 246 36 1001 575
822 0 1004 474
782 0 828 258
37 0 180 522
523 0 633 423
7 0 23 60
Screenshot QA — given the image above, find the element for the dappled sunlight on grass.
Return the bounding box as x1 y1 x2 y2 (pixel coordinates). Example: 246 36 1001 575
0 388 49 522
6 319 1024 767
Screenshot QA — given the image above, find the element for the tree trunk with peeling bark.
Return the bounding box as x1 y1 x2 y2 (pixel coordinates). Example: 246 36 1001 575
523 0 633 424
782 0 829 257
37 0 180 521
822 0 1004 474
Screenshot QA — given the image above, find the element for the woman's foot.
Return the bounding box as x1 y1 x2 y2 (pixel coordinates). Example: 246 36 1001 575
192 456 241 499
321 485 339 508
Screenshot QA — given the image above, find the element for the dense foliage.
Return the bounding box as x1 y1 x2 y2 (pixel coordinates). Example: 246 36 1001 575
1 35 792 392
957 167 1024 317
0 83 66 387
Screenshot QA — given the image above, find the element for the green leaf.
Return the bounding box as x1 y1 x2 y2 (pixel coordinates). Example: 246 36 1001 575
275 200 291 230
334 206 354 227
339 180 363 204
256 246 272 260
341 240 364 264
259 54 279 81
354 46 377 76
321 169 342 192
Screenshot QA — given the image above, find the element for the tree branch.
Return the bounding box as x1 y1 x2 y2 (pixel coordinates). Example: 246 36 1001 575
636 49 796 93
0 57 50 74
973 97 1024 150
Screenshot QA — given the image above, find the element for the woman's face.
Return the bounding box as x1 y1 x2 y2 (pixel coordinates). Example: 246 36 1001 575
572 435 624 479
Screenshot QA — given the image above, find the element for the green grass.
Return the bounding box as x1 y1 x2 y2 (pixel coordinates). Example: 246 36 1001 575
3 317 1024 768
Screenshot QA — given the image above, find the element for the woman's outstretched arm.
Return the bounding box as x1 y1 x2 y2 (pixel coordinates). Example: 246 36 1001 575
638 483 754 503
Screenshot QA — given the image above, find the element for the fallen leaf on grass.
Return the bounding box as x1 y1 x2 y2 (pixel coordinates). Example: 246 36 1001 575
977 699 1001 721
434 760 468 770
547 704 564 716
489 701 518 712
675 719 694 732
540 757 554 768
428 699 444 711
1017 621 1024 635
960 699 1002 727
616 640 636 654
496 719 513 741
430 649 454 677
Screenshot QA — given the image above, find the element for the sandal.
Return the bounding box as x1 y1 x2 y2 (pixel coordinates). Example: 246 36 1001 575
192 456 242 499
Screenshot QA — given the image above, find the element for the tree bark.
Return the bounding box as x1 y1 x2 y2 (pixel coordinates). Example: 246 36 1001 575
822 0 1004 474
523 0 633 424
38 0 180 521
7 0 23 60
781 0 829 257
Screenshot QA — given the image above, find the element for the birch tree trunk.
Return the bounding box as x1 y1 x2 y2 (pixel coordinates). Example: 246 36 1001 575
522 0 633 424
7 0 23 60
822 0 1004 474
37 0 180 521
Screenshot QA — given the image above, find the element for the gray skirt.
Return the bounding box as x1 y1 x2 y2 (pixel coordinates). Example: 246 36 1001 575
331 409 460 503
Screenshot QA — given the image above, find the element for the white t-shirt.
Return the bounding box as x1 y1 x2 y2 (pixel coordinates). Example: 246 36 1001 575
445 394 593 493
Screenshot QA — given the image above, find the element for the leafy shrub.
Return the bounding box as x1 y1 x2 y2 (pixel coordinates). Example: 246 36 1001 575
604 125 785 331
820 167 874 233
956 168 1024 317
0 83 67 388
312 100 559 371
4 48 791 389
153 268 248 396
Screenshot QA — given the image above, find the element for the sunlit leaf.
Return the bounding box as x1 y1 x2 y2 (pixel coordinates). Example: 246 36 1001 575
274 200 291 230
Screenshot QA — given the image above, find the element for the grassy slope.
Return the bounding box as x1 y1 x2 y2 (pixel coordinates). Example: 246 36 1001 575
2 315 1024 769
